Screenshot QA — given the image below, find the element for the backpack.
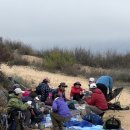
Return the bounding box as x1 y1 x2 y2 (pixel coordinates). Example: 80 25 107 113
103 117 121 129
108 102 122 110
8 109 25 130
45 92 53 106
82 113 103 125
0 114 8 130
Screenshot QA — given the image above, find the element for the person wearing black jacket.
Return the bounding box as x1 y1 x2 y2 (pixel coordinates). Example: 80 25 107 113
36 78 52 102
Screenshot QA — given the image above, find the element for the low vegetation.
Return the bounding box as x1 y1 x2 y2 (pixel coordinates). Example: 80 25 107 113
1 37 130 82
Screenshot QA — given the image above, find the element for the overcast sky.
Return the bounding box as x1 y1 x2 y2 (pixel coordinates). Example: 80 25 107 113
0 0 130 53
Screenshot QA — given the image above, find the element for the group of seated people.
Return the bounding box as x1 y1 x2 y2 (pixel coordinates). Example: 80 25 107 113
6 75 113 130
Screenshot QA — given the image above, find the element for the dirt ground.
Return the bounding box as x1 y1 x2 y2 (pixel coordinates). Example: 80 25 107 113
1 64 130 130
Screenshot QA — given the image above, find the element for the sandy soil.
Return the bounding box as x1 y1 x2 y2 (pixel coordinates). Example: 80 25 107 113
1 64 130 129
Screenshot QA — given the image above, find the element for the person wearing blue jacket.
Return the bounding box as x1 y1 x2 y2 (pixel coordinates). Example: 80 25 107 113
96 75 113 100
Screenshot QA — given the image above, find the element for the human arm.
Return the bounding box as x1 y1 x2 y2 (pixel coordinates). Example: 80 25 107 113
52 100 58 112
7 98 28 112
84 94 95 106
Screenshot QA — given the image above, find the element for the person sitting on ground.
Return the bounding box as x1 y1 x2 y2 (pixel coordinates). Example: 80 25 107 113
52 82 68 101
36 77 52 102
8 83 21 94
70 81 84 101
7 88 32 130
30 96 46 128
50 94 71 130
83 83 108 116
29 85 38 99
21 89 32 103
96 75 113 100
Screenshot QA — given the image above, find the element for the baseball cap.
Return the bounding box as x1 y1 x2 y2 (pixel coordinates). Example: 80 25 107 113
89 77 95 82
89 83 97 89
14 88 24 94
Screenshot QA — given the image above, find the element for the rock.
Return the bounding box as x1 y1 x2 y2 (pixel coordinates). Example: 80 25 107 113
0 88 8 107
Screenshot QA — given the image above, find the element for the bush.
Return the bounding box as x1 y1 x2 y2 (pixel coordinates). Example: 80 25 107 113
9 58 30 66
0 42 13 63
42 48 76 72
12 75 31 88
4 40 35 55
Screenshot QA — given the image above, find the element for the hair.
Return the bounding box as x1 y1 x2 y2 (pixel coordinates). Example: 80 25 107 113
14 92 19 96
74 82 81 86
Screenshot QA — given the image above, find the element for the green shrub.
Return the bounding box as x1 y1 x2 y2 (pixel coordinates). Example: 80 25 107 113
0 42 13 63
42 48 76 72
4 40 35 55
9 57 29 66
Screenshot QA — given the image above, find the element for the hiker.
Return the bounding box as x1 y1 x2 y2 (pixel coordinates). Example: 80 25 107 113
7 88 32 130
8 84 21 94
52 82 68 101
21 89 32 103
36 77 52 102
29 86 38 99
70 81 84 101
83 83 108 116
96 75 113 99
88 77 95 86
30 96 46 128
50 94 71 130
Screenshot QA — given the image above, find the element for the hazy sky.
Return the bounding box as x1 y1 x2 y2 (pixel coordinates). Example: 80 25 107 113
0 0 130 53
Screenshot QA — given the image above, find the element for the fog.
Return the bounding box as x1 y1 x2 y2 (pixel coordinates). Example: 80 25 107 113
0 0 130 53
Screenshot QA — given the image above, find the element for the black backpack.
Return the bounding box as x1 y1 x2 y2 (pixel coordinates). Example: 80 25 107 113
103 117 121 129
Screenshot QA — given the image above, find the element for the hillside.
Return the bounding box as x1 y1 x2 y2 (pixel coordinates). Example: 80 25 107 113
1 64 130 129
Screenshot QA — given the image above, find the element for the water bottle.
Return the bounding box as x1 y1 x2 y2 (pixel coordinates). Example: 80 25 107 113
45 114 52 128
39 118 45 130
46 114 51 123
76 113 81 121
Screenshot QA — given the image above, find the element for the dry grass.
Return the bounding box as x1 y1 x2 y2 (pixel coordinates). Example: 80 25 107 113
1 64 130 129
1 64 88 97
21 55 43 64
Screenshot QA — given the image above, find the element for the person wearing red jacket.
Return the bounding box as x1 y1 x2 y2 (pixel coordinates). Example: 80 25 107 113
70 82 84 101
83 83 108 115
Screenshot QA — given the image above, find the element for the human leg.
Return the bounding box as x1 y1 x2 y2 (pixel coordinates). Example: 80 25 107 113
50 112 70 130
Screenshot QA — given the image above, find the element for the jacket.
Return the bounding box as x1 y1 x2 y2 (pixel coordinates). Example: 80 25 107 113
52 97 71 117
85 88 108 110
52 88 67 101
96 76 113 92
36 82 51 102
7 94 28 113
32 100 45 115
70 86 83 97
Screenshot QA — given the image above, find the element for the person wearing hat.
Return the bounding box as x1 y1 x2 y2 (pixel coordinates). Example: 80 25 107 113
8 83 21 94
7 88 32 130
70 81 84 101
88 77 95 86
36 77 52 102
96 75 113 100
52 82 68 101
83 83 108 116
